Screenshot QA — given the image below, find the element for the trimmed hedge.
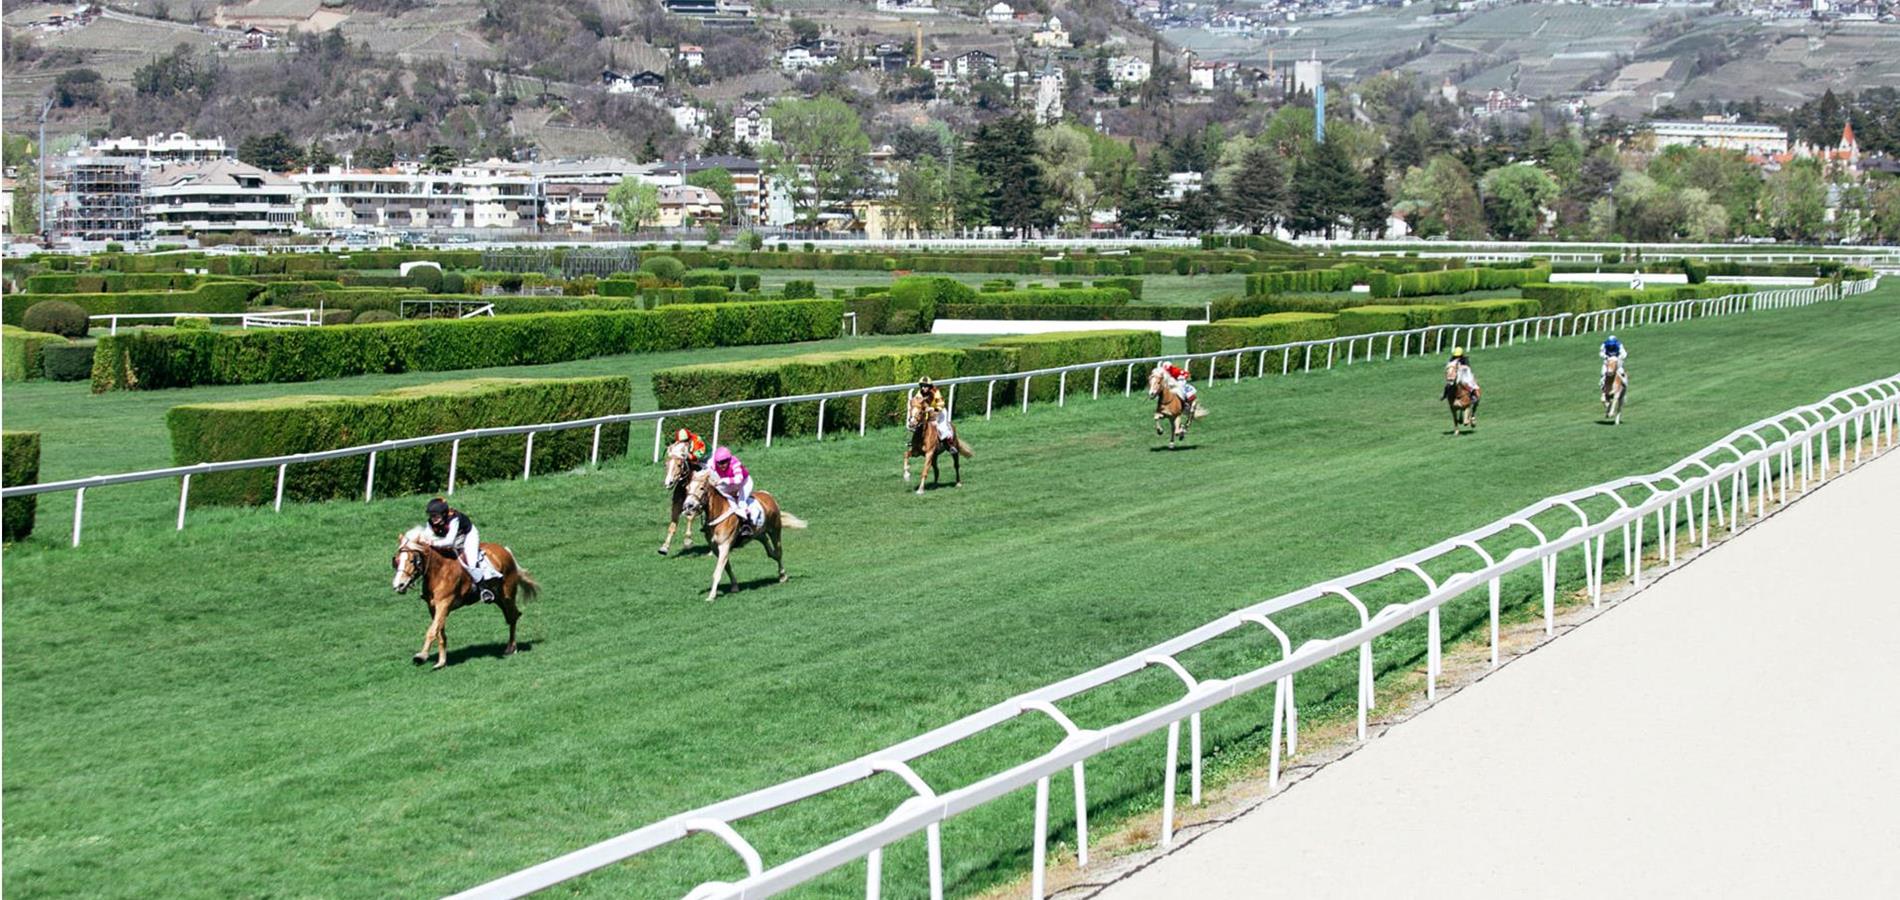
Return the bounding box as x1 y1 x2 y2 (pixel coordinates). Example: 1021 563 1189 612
41 342 97 381
2 282 262 326
1335 305 1454 335
23 272 204 293
1246 267 1363 295
1443 298 1542 324
1519 283 1612 315
1187 313 1340 371
2 430 39 542
887 276 975 332
167 377 633 507
978 330 1162 403
938 303 1207 321
91 300 846 391
1367 264 1549 298
971 288 1131 307
2 327 69 381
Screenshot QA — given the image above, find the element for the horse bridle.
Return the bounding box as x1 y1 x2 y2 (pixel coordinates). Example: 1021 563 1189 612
392 544 426 594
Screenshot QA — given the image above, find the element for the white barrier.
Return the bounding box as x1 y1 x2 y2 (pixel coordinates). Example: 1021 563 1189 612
448 369 1900 899
93 309 317 335
2 280 1877 549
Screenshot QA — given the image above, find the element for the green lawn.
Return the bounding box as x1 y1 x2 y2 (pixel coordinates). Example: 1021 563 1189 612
3 290 1897 898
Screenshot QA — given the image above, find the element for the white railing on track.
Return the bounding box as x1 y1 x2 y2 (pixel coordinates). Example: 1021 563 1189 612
92 309 317 335
447 368 1900 900
3 280 1877 549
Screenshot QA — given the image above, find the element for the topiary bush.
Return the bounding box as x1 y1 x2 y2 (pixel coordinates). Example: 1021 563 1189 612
640 255 687 283
353 309 399 324
2 430 39 542
21 300 89 338
408 266 444 293
40 343 96 381
2 327 68 381
782 279 817 299
174 316 212 330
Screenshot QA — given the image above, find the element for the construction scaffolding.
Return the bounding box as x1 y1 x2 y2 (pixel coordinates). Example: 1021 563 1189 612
51 156 145 242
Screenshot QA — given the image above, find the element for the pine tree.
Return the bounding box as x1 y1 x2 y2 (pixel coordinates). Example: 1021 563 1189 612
1120 155 1169 236
1222 144 1288 234
969 115 1049 237
1353 156 1390 238
1287 138 1362 238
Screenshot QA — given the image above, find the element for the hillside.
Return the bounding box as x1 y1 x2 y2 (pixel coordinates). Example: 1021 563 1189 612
1 0 1157 158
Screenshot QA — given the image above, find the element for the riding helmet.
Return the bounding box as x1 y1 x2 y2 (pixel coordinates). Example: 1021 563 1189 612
426 497 449 519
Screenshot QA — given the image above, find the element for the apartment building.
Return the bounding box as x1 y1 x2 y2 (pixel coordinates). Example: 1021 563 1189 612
143 159 300 238
293 161 541 230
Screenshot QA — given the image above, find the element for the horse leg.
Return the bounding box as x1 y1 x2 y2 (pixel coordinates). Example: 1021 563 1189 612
1155 409 1165 436
683 511 695 549
419 602 449 670
707 542 731 602
902 447 912 482
766 529 787 583
498 594 521 656
951 449 961 487
660 517 677 556
916 449 932 495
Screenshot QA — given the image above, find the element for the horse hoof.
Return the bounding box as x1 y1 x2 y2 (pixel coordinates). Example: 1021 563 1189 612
657 547 669 556
412 654 426 665
778 574 789 584
432 660 446 671
504 644 517 656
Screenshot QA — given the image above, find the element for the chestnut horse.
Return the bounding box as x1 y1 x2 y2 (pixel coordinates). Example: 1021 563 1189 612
658 441 703 555
680 470 808 602
1147 366 1207 449
904 393 975 494
1601 356 1628 424
391 528 539 670
1444 361 1479 434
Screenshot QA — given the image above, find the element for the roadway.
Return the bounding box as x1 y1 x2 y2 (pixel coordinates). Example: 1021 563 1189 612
1098 448 1900 899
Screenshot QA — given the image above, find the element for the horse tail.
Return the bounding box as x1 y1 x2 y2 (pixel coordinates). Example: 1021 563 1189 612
779 511 809 530
1192 402 1209 419
506 547 540 602
954 437 975 458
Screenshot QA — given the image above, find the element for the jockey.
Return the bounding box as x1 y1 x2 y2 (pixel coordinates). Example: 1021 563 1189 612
1448 347 1480 396
424 497 503 603
1162 362 1198 407
671 427 707 462
916 377 954 441
709 447 764 531
1600 335 1628 383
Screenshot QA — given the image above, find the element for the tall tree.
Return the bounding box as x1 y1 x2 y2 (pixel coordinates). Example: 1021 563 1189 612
238 131 304 172
1220 143 1289 234
1478 163 1558 240
355 140 397 169
764 96 872 224
1354 155 1390 238
304 140 339 172
1395 154 1485 239
969 115 1049 237
687 167 738 224
607 177 659 232
891 158 949 236
1762 158 1827 242
1120 155 1169 237
1286 138 1362 239
423 144 460 173
1035 124 1097 234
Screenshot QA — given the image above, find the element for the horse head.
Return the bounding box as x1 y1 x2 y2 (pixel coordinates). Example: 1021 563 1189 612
391 530 431 594
663 443 696 488
1147 366 1167 398
679 469 714 518
906 393 927 431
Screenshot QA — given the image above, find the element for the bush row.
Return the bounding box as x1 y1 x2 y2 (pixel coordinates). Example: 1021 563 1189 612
1367 264 1550 298
938 303 1207 321
2 326 68 381
650 329 1161 443
24 272 207 293
91 300 845 392
2 430 39 542
167 377 632 507
2 282 263 326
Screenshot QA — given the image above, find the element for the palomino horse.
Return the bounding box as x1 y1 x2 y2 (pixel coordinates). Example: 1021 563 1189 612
1147 366 1207 449
1444 361 1479 434
680 470 808 602
391 528 539 670
1601 356 1628 424
903 394 975 494
658 441 704 555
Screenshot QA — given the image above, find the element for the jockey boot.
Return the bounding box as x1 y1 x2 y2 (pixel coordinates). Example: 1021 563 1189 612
477 577 503 604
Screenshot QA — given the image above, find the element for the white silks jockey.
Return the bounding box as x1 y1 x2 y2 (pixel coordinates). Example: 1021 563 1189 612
424 497 503 602
916 377 954 442
1161 362 1198 406
1600 334 1628 384
709 447 765 531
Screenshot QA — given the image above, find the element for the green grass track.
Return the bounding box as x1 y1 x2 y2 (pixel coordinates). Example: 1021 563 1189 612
3 288 1897 898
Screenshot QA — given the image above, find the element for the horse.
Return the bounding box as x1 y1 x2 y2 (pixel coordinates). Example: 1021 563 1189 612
1147 366 1208 449
680 470 808 603
903 393 974 494
391 528 539 670
1443 361 1480 435
1601 356 1628 424
658 441 704 555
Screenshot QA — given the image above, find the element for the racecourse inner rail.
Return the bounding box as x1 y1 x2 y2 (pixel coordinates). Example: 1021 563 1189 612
0 279 1877 551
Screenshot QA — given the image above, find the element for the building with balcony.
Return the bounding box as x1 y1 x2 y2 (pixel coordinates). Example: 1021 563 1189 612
49 156 144 242
293 161 540 231
88 132 234 164
1647 119 1790 156
143 160 300 238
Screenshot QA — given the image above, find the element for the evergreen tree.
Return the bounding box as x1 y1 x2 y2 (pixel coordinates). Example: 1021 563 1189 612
969 115 1049 237
1353 156 1390 238
1120 155 1169 236
1287 138 1362 238
238 131 303 172
423 144 460 173
1221 144 1289 234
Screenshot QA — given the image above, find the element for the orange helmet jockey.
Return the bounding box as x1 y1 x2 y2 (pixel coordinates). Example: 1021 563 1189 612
672 428 706 459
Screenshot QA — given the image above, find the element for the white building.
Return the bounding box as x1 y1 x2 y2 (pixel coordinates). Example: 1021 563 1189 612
1034 70 1064 125
1109 55 1151 86
1164 171 1203 202
984 2 1015 24
875 0 938 12
779 43 840 73
656 184 725 228
671 104 713 140
1292 53 1323 95
142 159 300 238
1647 120 1789 156
1032 16 1069 48
734 104 774 146
294 161 541 231
89 132 233 164
677 45 704 68
534 158 657 232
